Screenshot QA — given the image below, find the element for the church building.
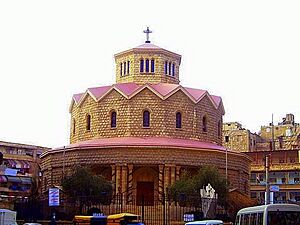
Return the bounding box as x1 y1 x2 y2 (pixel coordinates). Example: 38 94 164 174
41 28 251 206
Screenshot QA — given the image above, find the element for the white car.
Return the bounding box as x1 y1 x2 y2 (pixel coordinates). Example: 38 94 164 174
185 220 224 225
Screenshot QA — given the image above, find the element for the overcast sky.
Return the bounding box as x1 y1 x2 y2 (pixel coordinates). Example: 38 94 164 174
0 1 299 148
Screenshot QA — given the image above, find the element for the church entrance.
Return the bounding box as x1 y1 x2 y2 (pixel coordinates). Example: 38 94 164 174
137 181 154 206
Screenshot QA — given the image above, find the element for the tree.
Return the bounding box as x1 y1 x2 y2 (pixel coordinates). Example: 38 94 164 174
61 166 112 214
168 165 229 207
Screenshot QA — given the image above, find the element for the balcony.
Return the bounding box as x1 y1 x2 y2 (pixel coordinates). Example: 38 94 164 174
251 163 300 171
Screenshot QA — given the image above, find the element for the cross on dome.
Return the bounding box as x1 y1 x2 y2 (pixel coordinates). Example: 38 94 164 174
143 26 152 43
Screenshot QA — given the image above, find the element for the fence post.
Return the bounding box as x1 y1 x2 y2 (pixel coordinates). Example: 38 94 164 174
141 195 145 224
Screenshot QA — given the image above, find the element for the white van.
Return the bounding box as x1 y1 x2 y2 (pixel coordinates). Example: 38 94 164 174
185 220 224 225
0 209 18 225
235 203 300 225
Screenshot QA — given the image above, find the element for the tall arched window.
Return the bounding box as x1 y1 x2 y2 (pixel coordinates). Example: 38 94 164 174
168 62 171 75
202 116 207 132
176 112 182 128
86 114 91 131
145 59 150 72
127 61 130 74
111 111 117 128
140 59 144 72
151 59 155 72
165 61 168 74
172 63 175 76
120 63 123 76
72 119 76 135
218 120 221 137
124 62 126 75
143 110 150 127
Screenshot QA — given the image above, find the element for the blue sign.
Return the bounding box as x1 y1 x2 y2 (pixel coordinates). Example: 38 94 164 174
49 188 60 206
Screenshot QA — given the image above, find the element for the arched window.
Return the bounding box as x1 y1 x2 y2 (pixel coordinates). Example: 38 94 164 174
145 59 150 72
127 61 130 74
168 62 171 75
202 116 207 132
124 62 126 75
176 112 182 128
172 63 175 76
111 111 117 128
218 120 221 137
143 110 150 127
120 63 123 76
72 119 76 135
165 61 168 74
86 114 91 131
151 59 155 73
140 59 144 72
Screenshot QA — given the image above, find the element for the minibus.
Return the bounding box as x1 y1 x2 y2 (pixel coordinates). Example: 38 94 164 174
235 203 300 225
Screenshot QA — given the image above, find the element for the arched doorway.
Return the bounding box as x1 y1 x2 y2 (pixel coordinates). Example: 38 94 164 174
133 166 158 206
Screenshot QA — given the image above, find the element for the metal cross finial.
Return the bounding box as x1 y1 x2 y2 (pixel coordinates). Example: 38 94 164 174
143 26 152 43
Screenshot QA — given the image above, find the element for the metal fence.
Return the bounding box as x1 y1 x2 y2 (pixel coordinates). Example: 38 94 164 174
15 194 219 225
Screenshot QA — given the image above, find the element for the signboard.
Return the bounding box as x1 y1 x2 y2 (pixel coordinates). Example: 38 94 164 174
4 168 17 176
49 188 60 206
183 214 194 222
270 185 280 192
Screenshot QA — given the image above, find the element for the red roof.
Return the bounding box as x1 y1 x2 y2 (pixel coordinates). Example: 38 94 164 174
71 83 224 113
55 137 226 152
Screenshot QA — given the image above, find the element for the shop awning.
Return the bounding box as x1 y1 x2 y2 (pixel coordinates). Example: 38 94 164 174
6 176 21 183
0 175 7 183
20 177 32 185
6 159 30 169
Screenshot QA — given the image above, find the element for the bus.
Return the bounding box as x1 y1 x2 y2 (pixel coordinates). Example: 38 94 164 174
235 204 300 225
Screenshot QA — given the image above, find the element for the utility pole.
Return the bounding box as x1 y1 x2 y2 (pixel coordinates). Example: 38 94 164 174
265 154 270 204
271 114 275 151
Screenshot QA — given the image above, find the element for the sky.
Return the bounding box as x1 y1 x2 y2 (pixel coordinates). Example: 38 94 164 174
0 1 299 148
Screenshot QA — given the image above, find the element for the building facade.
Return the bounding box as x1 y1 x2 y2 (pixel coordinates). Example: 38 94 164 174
223 114 300 204
41 32 251 206
0 141 49 209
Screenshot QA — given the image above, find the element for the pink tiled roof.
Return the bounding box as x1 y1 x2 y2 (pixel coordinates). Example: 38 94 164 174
150 83 178 96
73 93 84 103
184 87 207 101
71 83 224 113
57 137 226 152
134 43 162 49
88 85 112 99
211 95 222 107
114 83 140 96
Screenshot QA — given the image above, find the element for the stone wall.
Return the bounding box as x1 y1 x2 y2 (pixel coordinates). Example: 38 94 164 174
115 50 180 84
41 146 251 194
70 89 223 145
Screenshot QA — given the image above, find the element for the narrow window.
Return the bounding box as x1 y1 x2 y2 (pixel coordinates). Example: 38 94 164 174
225 136 229 142
168 62 171 75
218 120 221 137
73 119 76 135
176 112 182 128
111 111 117 128
140 59 144 72
165 61 168 74
86 114 91 131
172 63 175 76
143 110 150 127
151 59 155 73
124 62 126 75
120 63 123 76
146 59 149 72
127 61 130 74
202 116 207 132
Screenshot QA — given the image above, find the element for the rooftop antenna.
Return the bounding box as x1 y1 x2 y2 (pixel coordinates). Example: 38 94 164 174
143 26 152 43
